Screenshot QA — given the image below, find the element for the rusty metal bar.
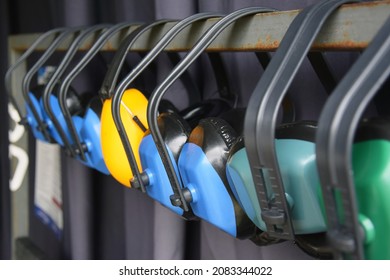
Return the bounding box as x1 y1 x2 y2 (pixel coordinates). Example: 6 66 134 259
9 1 390 53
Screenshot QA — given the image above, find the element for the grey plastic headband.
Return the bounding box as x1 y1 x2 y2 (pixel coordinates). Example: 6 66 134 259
244 0 358 240
316 15 390 260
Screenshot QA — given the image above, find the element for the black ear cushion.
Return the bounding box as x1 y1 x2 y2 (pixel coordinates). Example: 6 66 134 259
158 99 180 115
355 117 390 142
219 108 246 136
189 117 237 185
276 120 317 142
294 233 334 259
30 84 45 99
30 84 83 116
154 111 191 162
180 99 232 129
85 96 103 117
65 87 85 116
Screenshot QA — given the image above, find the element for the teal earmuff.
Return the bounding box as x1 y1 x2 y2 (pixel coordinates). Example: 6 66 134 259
227 0 359 256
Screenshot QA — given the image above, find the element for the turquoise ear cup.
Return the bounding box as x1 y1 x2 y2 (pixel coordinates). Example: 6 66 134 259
226 121 326 235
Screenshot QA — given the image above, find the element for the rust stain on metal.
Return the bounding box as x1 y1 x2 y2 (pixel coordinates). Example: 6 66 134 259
344 0 390 10
311 40 368 51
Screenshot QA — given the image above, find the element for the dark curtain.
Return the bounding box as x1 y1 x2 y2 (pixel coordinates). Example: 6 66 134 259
0 0 11 260
1 0 359 260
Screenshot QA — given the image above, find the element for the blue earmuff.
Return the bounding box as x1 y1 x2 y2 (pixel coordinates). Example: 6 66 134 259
39 24 109 157
56 22 141 174
20 28 78 142
135 7 275 234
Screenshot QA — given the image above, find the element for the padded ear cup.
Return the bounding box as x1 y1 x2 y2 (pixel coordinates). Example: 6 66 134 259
32 84 82 144
350 117 390 259
75 96 109 174
101 88 148 187
178 117 256 239
158 99 181 115
155 112 191 162
139 111 190 216
227 121 328 247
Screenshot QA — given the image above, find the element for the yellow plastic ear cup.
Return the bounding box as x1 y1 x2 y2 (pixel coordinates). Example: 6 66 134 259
101 88 148 187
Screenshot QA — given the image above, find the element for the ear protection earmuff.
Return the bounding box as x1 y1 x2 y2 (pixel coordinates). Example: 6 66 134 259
18 27 79 142
100 19 178 187
123 7 275 233
58 22 140 174
227 0 358 249
103 14 225 189
40 24 110 154
5 27 66 136
316 15 390 259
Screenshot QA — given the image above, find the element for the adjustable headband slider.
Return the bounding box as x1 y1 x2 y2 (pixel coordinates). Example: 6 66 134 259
261 207 286 226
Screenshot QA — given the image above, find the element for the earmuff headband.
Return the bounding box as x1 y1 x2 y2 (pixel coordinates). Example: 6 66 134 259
5 27 66 122
42 24 110 155
22 27 80 142
143 7 276 211
110 13 224 194
59 22 140 160
316 15 390 259
244 0 359 241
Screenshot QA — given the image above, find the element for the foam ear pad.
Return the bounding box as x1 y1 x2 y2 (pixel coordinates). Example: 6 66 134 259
151 111 191 162
219 108 246 136
101 88 148 187
190 118 237 182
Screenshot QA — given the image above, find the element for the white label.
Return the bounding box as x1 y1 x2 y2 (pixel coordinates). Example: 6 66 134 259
34 141 63 239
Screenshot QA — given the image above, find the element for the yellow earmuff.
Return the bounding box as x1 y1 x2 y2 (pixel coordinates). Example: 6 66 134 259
101 88 148 187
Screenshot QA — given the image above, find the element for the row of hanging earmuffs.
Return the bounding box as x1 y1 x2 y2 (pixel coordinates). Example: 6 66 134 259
6 0 390 260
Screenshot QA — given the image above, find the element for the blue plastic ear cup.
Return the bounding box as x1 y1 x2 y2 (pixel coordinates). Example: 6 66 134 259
139 112 190 216
226 121 326 235
39 85 84 146
178 117 255 239
76 97 109 174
